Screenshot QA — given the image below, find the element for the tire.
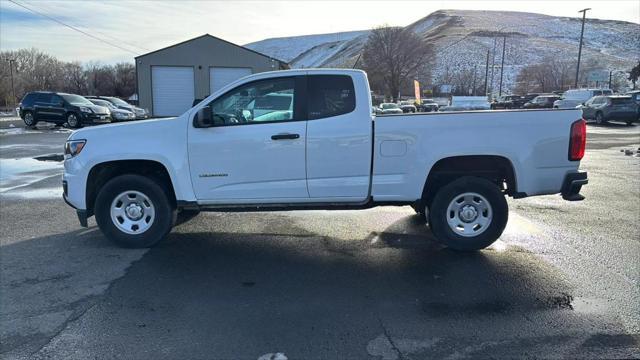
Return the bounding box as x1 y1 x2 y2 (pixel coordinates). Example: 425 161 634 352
626 119 634 126
428 176 508 251
595 112 606 125
23 111 37 128
95 174 174 248
66 112 82 128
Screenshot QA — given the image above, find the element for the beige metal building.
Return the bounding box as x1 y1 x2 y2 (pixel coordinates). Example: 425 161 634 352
135 34 288 116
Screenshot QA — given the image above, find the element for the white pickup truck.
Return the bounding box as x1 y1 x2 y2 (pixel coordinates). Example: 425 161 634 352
63 69 588 251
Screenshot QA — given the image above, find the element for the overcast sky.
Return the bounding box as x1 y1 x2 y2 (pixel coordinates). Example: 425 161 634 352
1 0 639 64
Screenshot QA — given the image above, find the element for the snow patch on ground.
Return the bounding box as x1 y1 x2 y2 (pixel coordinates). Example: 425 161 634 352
0 157 64 193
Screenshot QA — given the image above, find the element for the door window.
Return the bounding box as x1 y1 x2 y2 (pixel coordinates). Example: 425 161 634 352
206 77 296 126
307 75 356 120
36 93 52 104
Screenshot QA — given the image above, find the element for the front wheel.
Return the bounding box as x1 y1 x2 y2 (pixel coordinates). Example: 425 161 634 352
595 112 606 125
95 174 174 248
66 112 82 128
428 176 508 251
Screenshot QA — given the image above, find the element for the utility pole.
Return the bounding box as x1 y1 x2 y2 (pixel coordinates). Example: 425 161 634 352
575 8 591 88
498 35 506 97
472 65 477 96
484 48 490 96
489 37 497 95
6 59 16 110
608 70 612 89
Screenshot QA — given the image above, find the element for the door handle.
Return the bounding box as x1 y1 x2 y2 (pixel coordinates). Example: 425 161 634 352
271 133 300 140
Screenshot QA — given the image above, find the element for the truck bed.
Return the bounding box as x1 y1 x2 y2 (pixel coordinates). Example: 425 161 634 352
372 109 583 201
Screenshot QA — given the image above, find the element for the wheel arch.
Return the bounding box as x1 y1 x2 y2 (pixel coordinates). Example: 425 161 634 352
85 159 177 216
419 155 517 209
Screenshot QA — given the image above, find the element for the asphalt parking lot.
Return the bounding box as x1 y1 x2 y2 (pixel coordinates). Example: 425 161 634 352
1 117 639 359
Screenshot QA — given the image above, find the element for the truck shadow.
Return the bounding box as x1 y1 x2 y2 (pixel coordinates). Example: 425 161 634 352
2 213 634 358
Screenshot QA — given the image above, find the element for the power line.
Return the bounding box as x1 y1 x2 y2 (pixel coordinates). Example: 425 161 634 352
7 0 140 55
20 0 152 53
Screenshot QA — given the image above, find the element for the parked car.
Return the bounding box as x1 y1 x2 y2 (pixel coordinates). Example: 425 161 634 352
491 95 525 109
440 96 491 111
63 69 587 252
19 91 110 128
88 99 135 122
398 101 417 113
417 100 439 112
553 88 613 109
378 103 403 115
625 90 640 120
581 95 638 125
521 93 540 104
523 95 561 109
86 96 149 119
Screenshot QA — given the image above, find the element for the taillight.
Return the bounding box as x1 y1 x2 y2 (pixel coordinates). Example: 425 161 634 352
569 119 586 161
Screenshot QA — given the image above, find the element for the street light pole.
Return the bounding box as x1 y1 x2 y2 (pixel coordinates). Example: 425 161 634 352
574 8 591 88
498 35 506 97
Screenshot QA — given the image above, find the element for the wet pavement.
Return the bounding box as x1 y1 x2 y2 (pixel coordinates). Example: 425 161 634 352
1 118 639 359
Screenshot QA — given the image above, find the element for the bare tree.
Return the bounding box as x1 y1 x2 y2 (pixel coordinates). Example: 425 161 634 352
0 48 137 107
361 26 431 101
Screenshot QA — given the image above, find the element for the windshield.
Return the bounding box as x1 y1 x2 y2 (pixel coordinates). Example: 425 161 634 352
381 103 398 109
90 99 115 109
106 97 130 106
61 94 93 105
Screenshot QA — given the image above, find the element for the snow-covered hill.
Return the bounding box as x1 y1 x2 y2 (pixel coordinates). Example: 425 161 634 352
245 10 640 92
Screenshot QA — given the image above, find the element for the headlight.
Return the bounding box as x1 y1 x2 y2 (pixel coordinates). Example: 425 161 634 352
79 107 92 113
64 139 86 158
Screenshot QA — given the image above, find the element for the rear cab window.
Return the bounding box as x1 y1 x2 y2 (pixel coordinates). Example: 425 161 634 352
307 75 356 120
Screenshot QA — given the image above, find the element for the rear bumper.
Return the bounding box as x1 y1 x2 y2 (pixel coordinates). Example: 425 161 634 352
561 171 588 201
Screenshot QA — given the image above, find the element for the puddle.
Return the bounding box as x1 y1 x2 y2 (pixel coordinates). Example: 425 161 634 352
0 156 64 193
571 297 610 314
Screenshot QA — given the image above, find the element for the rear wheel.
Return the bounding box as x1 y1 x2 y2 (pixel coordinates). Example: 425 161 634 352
95 174 174 248
428 176 508 251
23 111 37 128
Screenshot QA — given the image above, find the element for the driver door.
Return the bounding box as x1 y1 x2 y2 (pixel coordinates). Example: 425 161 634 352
188 76 308 202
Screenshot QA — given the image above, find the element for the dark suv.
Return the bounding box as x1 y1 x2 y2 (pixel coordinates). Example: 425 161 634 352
491 95 526 109
19 92 110 128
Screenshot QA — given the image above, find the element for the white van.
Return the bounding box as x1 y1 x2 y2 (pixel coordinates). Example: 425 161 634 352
554 89 613 109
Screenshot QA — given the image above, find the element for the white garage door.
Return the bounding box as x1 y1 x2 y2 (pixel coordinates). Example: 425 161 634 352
152 66 195 117
210 67 252 94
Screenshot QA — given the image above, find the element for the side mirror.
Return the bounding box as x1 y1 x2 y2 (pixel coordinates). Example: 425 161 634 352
194 106 213 128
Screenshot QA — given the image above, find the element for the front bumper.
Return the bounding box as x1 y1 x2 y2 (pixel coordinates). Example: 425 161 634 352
63 191 88 227
81 112 111 124
561 171 588 201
